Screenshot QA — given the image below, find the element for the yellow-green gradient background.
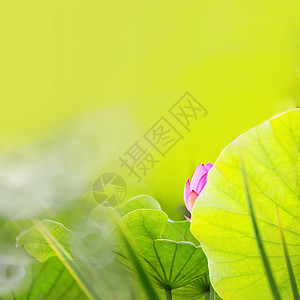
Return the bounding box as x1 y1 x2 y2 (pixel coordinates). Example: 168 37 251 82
1 0 300 219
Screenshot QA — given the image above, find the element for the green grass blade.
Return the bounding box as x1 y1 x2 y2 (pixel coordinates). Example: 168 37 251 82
239 155 282 300
32 219 102 300
275 206 300 300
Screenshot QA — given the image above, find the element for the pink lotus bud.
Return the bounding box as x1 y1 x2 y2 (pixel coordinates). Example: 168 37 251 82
184 163 214 220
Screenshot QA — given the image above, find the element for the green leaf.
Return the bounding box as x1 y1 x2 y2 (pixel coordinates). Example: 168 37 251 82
240 156 281 300
16 220 103 300
174 275 210 299
174 275 223 300
2 257 87 300
117 215 162 300
115 209 208 291
16 219 72 263
116 194 161 216
191 109 300 299
162 220 199 245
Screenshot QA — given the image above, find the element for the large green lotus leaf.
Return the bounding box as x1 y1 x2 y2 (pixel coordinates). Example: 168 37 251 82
162 220 199 245
2 257 86 300
191 109 300 300
16 220 72 262
116 209 208 291
116 194 161 216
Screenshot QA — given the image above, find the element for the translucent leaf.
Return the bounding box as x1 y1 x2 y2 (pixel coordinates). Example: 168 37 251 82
191 109 300 299
16 220 72 263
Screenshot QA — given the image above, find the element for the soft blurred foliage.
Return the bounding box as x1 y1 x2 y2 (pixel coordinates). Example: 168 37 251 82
0 1 300 299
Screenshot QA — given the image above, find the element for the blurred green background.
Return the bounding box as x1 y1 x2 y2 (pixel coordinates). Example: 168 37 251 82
0 0 300 220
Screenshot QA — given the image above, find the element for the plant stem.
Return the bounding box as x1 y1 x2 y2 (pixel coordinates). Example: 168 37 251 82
205 291 210 300
210 283 216 300
165 288 172 300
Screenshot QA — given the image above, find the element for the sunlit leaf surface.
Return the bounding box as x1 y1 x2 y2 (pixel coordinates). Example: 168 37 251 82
191 109 300 299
